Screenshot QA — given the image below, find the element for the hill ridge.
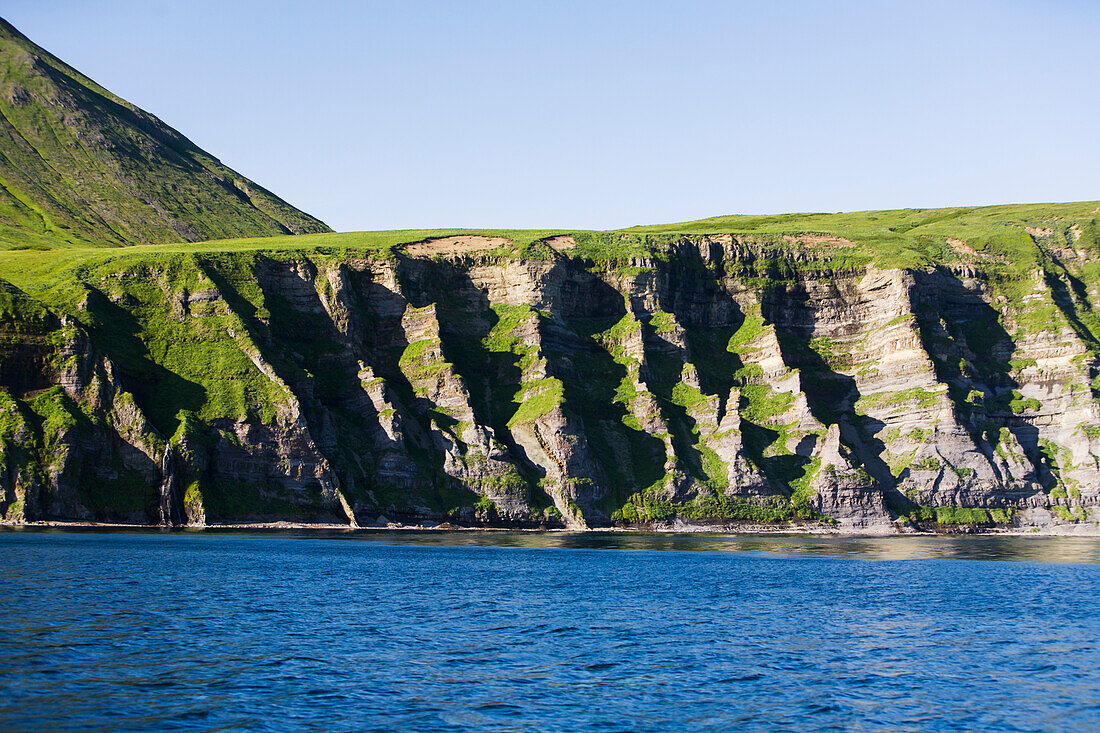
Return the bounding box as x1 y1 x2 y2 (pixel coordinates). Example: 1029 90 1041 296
0 16 329 250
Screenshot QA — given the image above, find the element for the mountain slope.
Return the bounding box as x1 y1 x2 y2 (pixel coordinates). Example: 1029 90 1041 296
0 17 329 250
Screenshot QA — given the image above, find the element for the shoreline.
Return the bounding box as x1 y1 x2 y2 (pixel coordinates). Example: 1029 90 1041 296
4 519 1100 537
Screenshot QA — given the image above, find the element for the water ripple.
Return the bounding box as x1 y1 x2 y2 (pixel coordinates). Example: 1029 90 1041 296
1 531 1099 731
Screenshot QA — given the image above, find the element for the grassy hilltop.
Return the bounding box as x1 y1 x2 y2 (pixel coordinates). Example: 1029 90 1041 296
1 200 1097 297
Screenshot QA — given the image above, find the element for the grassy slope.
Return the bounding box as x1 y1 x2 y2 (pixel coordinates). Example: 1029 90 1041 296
0 229 564 297
630 201 1100 272
631 201 1098 236
1 200 1096 296
0 17 330 251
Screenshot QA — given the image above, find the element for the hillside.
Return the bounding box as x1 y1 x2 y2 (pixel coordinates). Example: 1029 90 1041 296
1 201 1099 533
0 17 329 250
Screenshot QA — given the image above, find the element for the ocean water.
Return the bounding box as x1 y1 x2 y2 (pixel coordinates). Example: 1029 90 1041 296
2 531 1099 731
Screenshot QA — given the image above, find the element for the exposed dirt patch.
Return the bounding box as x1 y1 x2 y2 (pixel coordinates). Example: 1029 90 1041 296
403 235 512 257
1052 247 1085 261
783 233 857 248
946 237 1007 262
947 237 979 256
1024 226 1055 239
544 235 576 252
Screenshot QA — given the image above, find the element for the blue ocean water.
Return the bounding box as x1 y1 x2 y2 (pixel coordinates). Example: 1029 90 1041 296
1 531 1099 731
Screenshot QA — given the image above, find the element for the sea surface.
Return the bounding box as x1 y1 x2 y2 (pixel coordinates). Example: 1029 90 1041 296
2 531 1099 731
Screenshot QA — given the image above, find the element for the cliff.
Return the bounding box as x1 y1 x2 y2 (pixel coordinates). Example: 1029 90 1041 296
3 209 1100 534
2 18 1096 533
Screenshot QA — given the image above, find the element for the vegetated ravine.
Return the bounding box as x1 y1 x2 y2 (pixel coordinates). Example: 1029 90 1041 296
0 16 1098 533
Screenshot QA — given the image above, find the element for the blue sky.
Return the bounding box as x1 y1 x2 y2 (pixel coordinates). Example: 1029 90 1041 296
7 1 1099 231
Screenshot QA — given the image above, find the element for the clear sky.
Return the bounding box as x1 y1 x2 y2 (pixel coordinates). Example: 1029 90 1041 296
6 1 1099 232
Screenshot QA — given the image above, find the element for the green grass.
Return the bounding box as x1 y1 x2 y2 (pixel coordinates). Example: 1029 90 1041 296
855 387 945 414
399 337 448 386
728 311 767 349
610 488 802 525
1005 391 1043 415
910 456 942 472
740 384 794 423
627 201 1100 274
910 505 991 525
789 457 823 518
807 336 854 370
507 378 565 427
647 311 678 335
1052 505 1077 522
2 199 1098 297
670 378 710 410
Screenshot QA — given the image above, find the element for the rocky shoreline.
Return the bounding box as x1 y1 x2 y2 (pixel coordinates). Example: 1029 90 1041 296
7 518 1100 537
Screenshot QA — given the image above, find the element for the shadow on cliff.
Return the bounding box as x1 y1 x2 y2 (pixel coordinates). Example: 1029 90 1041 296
199 255 454 520
911 267 1047 486
657 241 812 492
538 258 666 504
201 257 360 428
334 257 488 515
395 255 554 506
0 281 57 396
82 285 205 436
1042 253 1100 398
760 276 901 506
195 256 376 517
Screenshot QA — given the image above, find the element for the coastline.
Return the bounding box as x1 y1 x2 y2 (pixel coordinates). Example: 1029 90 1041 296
5 519 1100 537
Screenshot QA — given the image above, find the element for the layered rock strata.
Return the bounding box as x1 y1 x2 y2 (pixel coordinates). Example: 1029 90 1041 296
2 235 1099 533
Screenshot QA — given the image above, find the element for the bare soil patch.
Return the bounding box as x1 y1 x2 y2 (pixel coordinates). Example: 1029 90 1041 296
1024 226 1055 239
404 235 511 257
783 233 857 248
947 237 1007 262
947 237 979 256
544 235 576 252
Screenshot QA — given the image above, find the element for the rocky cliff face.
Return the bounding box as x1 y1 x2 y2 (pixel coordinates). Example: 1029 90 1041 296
3 231 1100 533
